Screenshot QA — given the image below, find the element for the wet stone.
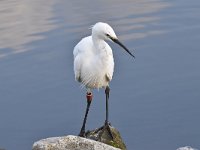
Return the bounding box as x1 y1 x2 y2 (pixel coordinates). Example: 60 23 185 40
85 125 126 150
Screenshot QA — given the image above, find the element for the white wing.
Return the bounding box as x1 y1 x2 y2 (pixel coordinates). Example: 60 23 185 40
73 36 92 82
105 44 114 82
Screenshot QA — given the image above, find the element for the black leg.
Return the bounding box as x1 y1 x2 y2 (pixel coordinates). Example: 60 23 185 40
79 92 92 137
105 86 110 124
97 86 114 140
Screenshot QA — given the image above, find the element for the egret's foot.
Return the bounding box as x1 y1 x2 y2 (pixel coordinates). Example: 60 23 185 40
78 130 86 137
98 122 114 141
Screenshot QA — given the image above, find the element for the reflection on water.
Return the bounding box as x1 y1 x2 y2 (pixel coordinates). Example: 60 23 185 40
62 0 170 41
0 0 57 57
1 0 200 150
0 0 170 58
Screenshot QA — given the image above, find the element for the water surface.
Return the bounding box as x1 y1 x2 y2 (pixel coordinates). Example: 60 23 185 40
0 0 200 150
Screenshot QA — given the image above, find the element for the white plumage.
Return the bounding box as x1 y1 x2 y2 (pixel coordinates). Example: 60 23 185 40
73 22 116 90
73 22 134 137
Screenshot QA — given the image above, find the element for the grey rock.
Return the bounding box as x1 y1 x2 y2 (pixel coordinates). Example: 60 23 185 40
176 146 198 150
85 125 126 150
32 135 121 150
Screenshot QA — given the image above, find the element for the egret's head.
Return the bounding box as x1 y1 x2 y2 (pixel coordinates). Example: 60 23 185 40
91 22 135 58
92 22 117 41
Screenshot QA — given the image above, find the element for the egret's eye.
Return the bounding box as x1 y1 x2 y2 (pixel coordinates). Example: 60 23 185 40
106 33 110 37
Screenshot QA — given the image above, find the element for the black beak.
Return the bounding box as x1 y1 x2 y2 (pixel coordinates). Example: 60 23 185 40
112 38 135 58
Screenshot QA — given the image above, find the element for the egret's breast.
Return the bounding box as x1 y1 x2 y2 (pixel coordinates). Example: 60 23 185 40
74 37 114 89
80 50 114 89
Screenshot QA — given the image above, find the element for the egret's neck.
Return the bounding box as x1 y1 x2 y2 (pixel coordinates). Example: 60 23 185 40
92 36 107 50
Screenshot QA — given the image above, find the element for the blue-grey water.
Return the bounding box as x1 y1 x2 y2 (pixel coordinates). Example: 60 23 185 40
0 0 200 150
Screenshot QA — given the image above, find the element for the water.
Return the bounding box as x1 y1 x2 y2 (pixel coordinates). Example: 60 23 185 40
0 0 200 150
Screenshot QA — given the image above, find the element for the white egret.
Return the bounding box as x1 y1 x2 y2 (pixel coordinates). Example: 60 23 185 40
73 22 134 138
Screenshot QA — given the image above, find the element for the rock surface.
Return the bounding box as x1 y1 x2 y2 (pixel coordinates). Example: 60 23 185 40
85 125 126 150
176 146 198 150
32 135 120 150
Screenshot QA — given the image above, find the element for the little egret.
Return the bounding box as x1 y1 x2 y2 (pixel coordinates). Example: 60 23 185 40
73 22 134 139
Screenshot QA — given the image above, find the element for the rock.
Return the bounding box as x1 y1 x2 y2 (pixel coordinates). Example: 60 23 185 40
176 146 199 150
85 125 126 150
32 135 120 150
